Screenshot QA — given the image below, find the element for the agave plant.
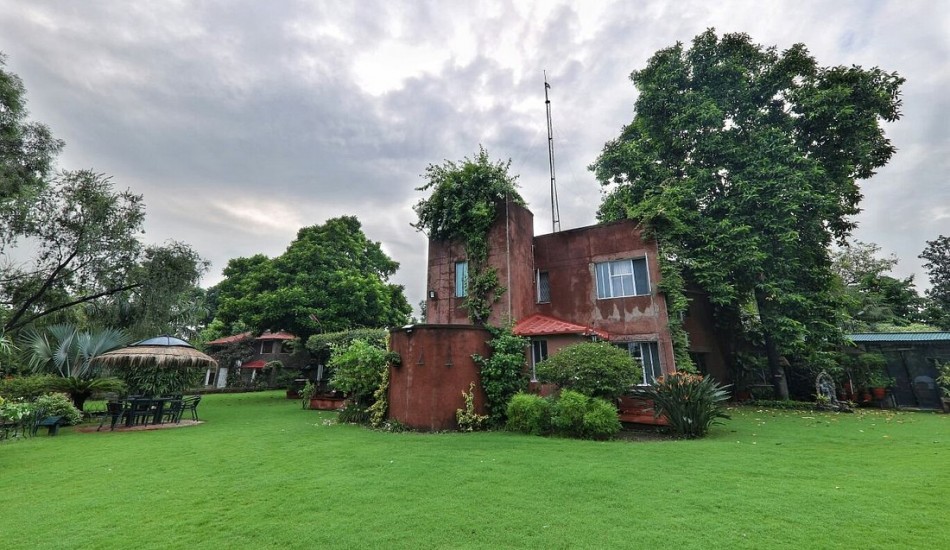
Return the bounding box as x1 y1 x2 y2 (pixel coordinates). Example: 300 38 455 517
633 371 731 439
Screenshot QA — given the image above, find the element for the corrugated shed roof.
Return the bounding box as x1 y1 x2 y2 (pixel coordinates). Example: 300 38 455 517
848 332 950 343
513 314 610 340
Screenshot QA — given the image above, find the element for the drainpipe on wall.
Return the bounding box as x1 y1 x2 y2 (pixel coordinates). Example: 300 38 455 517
506 195 512 319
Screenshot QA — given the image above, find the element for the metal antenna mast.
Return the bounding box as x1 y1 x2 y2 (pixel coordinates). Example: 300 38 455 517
544 71 561 233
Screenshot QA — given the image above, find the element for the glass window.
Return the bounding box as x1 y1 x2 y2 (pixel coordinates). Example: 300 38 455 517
261 341 274 354
455 261 468 297
531 340 548 382
537 270 550 303
595 258 650 298
615 341 661 384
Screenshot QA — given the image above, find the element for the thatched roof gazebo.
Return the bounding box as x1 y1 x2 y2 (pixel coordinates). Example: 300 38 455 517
94 335 217 369
92 336 217 396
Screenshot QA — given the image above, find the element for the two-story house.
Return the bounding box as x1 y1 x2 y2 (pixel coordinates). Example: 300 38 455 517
388 199 726 430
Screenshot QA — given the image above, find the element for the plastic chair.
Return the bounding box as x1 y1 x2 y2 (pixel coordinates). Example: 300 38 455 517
97 401 127 431
161 398 185 424
181 395 202 421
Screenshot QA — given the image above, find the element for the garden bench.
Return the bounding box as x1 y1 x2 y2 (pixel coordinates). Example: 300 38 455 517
32 415 65 436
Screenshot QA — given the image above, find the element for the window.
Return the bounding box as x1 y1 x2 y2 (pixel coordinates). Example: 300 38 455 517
531 340 548 382
455 261 468 297
261 341 274 354
537 270 550 303
615 341 661 384
595 258 650 299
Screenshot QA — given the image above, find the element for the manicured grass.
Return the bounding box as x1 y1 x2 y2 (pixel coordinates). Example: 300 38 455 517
2 392 947 549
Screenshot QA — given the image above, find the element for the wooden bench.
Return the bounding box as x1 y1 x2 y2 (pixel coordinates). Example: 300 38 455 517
32 415 65 436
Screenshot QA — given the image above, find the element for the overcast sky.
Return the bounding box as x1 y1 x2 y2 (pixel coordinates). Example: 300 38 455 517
1 1 947 314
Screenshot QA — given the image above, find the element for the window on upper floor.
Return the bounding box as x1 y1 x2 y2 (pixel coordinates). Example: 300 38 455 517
595 258 650 299
261 341 274 354
537 270 550 303
455 261 469 298
615 341 661 384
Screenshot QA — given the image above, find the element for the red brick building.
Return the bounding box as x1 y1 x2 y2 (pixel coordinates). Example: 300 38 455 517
389 199 726 430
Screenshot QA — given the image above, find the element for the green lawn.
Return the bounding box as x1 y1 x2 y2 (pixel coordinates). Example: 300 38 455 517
2 392 946 549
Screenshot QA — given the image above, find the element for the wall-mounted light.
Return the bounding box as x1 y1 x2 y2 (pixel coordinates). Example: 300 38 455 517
428 289 437 300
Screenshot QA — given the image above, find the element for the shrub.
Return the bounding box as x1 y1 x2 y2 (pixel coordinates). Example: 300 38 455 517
505 392 552 435
338 402 370 424
33 392 83 425
550 390 621 440
328 339 390 406
0 375 58 400
535 342 640 400
116 366 201 397
634 372 730 438
456 382 489 432
582 398 623 440
472 325 528 426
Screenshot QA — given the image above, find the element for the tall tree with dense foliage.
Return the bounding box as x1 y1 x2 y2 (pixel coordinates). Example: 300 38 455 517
832 241 923 331
0 54 64 235
213 216 410 340
412 146 524 323
920 235 950 329
90 241 211 340
591 30 904 398
2 170 145 332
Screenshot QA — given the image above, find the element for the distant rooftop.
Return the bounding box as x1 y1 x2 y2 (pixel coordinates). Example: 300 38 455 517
848 332 950 343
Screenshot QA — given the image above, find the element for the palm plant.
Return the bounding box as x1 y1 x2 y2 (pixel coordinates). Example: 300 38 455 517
21 324 132 410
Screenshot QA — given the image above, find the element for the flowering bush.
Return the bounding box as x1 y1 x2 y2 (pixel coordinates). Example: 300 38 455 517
633 372 730 438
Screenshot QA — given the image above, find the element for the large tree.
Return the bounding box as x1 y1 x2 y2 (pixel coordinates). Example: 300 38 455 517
920 235 950 329
2 170 145 332
591 30 903 398
213 216 411 340
0 53 64 235
831 241 923 331
89 241 211 340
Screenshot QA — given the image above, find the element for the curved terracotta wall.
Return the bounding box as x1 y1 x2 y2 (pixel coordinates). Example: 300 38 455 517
388 325 491 431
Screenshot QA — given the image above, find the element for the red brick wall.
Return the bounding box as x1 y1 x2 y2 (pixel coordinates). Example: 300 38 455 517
388 325 491 431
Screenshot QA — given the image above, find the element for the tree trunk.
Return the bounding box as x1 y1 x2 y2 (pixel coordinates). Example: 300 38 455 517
755 288 789 400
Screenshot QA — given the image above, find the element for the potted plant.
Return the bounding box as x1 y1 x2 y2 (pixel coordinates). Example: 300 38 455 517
867 371 894 400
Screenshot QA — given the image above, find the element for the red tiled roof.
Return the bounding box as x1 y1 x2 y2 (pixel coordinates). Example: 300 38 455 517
206 331 296 346
241 359 268 369
206 332 253 346
512 314 610 340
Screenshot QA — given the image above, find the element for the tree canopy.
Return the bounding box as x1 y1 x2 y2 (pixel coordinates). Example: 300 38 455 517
831 241 924 331
920 235 950 329
591 29 904 398
0 55 209 338
212 216 411 341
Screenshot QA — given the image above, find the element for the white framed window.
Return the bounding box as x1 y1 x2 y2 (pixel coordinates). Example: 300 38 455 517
615 341 661 384
531 339 548 382
537 270 550 303
455 261 468 298
595 258 650 299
